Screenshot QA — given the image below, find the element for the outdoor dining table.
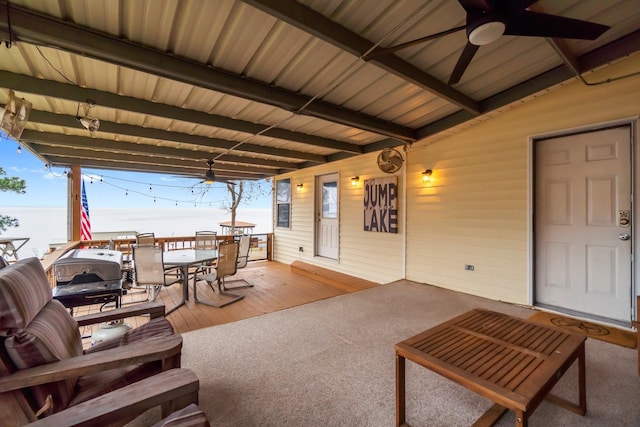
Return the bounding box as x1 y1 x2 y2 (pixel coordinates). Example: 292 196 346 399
163 249 217 313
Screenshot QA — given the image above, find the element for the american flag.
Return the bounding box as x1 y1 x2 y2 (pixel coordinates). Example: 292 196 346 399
80 180 92 241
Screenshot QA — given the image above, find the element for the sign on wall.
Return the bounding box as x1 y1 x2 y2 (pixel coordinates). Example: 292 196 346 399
364 176 398 233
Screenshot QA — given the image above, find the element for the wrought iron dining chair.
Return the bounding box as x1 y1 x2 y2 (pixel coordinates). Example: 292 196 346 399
193 240 243 307
222 234 254 290
132 245 182 310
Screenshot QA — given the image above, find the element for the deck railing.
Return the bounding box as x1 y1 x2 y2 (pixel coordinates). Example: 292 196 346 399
42 233 272 285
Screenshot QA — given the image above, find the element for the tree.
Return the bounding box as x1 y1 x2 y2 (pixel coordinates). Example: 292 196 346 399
0 166 27 233
222 179 271 234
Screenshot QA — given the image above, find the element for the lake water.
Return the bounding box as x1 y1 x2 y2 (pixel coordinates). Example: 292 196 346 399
1 207 273 258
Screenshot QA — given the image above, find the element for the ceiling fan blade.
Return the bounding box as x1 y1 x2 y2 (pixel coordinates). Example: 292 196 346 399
448 42 479 85
457 0 492 13
505 11 610 40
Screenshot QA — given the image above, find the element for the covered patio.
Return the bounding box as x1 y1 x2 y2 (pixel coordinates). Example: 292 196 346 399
126 277 639 427
2 0 640 425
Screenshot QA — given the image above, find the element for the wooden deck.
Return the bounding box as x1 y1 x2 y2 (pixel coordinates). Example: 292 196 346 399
74 260 376 342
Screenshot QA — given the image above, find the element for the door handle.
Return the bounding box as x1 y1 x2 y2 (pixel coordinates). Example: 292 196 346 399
619 233 631 241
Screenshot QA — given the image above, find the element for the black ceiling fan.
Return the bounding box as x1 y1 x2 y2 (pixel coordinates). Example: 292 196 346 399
188 159 236 185
367 0 610 85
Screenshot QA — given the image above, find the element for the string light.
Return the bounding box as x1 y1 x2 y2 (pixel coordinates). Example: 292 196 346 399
70 169 245 207
16 145 22 154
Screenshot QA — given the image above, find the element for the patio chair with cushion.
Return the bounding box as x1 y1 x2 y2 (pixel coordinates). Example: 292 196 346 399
223 234 254 290
195 230 217 251
193 240 244 308
136 232 156 246
0 256 185 425
133 244 183 310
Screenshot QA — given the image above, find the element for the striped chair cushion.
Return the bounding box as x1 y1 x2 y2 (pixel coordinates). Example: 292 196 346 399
0 257 52 335
5 299 83 414
152 403 211 427
70 317 175 406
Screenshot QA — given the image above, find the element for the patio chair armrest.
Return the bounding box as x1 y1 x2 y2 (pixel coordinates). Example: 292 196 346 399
27 368 200 426
74 301 166 326
0 335 182 393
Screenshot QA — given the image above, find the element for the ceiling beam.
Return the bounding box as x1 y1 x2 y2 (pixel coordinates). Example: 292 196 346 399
28 143 277 176
42 155 263 180
1 3 416 142
27 110 328 163
414 30 640 141
20 131 301 171
0 71 364 154
527 3 582 77
242 0 480 115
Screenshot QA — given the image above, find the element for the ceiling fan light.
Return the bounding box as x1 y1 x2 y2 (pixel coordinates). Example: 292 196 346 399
204 169 216 184
468 21 505 46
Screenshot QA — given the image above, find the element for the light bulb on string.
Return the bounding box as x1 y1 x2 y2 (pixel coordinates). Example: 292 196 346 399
149 184 152 192
16 145 22 154
125 190 128 197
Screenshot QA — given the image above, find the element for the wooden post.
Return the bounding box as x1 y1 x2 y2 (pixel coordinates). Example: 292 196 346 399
69 165 81 242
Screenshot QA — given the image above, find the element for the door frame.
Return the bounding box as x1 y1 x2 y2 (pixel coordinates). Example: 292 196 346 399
529 118 638 326
314 172 339 260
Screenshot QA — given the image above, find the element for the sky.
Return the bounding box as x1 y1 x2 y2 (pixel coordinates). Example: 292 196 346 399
0 132 273 210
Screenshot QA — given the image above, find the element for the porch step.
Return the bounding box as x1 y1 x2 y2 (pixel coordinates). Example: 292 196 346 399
290 261 379 293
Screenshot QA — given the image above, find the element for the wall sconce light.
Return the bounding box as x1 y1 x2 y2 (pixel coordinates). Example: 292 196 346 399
76 99 100 133
296 183 303 192
422 169 432 183
351 176 359 186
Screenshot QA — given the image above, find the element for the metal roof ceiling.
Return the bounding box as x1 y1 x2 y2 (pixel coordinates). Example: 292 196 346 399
1 0 639 181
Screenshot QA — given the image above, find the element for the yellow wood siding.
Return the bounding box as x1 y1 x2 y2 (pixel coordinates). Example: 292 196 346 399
273 154 405 283
406 55 640 304
274 54 640 302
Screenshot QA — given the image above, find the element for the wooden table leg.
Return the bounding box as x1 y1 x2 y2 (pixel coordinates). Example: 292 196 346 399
515 410 528 427
396 353 406 427
577 343 586 415
544 342 587 416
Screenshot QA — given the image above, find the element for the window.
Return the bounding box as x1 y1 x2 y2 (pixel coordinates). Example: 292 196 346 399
276 178 291 228
322 181 337 219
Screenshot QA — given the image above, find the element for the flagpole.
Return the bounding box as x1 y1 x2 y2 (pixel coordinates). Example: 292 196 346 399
69 165 81 242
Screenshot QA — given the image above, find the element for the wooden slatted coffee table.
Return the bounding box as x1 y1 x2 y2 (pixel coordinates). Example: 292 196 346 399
395 309 586 427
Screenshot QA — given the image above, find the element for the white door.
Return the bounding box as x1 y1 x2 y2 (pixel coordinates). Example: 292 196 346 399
316 174 339 259
534 125 632 322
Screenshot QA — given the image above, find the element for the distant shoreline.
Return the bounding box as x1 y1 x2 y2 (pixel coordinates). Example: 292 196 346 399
1 206 273 258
